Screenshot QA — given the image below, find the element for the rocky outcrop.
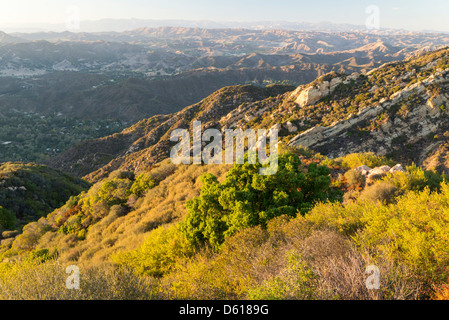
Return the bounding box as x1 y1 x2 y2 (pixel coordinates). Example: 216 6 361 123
294 75 350 107
355 164 406 185
288 66 449 163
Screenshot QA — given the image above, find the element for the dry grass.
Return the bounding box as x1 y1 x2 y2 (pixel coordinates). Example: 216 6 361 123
31 162 232 266
0 261 157 300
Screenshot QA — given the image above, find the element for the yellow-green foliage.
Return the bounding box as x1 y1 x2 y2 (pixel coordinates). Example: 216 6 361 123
247 251 319 300
108 155 448 299
358 182 398 204
112 224 195 277
158 216 421 300
129 172 157 197
0 257 156 300
336 152 395 169
2 149 448 300
382 164 444 193
308 184 449 283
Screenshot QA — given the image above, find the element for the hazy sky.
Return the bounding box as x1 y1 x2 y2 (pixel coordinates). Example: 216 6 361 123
0 0 448 32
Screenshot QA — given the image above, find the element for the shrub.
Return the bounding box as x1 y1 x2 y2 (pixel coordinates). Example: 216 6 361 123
0 207 16 230
96 178 133 207
358 182 398 204
181 152 335 251
0 258 156 300
337 152 395 169
129 172 157 197
248 251 319 300
384 164 445 194
344 170 366 189
354 184 449 285
111 224 195 277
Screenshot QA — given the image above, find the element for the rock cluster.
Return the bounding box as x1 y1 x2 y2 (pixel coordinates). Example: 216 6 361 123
355 164 406 184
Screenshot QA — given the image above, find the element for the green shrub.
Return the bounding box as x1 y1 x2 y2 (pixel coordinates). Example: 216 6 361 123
96 178 133 207
384 164 444 193
181 152 335 251
0 207 16 230
129 172 157 197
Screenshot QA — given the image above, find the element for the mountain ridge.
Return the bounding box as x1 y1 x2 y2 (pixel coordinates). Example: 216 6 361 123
46 47 449 179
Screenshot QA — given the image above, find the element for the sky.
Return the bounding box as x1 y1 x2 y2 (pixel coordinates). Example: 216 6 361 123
0 0 448 32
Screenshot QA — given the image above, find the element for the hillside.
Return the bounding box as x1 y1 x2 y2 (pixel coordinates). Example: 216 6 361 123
283 48 449 172
46 84 295 179
0 162 90 232
2 147 448 300
2 47 449 301
48 47 449 179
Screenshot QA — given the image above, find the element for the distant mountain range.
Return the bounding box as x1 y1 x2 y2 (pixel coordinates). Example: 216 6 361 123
0 31 26 43
3 18 449 34
0 27 448 122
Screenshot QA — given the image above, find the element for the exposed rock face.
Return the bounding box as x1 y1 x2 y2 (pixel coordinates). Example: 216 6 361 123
295 85 324 107
288 65 449 164
294 76 344 107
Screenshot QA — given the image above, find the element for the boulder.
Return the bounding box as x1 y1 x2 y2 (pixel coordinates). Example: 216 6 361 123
377 165 392 173
354 165 372 175
295 85 324 107
285 121 298 133
390 164 406 173
366 166 391 185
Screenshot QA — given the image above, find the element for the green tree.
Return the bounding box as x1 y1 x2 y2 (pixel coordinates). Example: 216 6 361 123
0 206 16 230
181 152 335 251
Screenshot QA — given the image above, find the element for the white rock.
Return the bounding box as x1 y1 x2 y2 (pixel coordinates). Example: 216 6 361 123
390 164 406 173
355 165 372 172
354 165 372 175
295 85 324 107
285 121 298 133
377 165 392 172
